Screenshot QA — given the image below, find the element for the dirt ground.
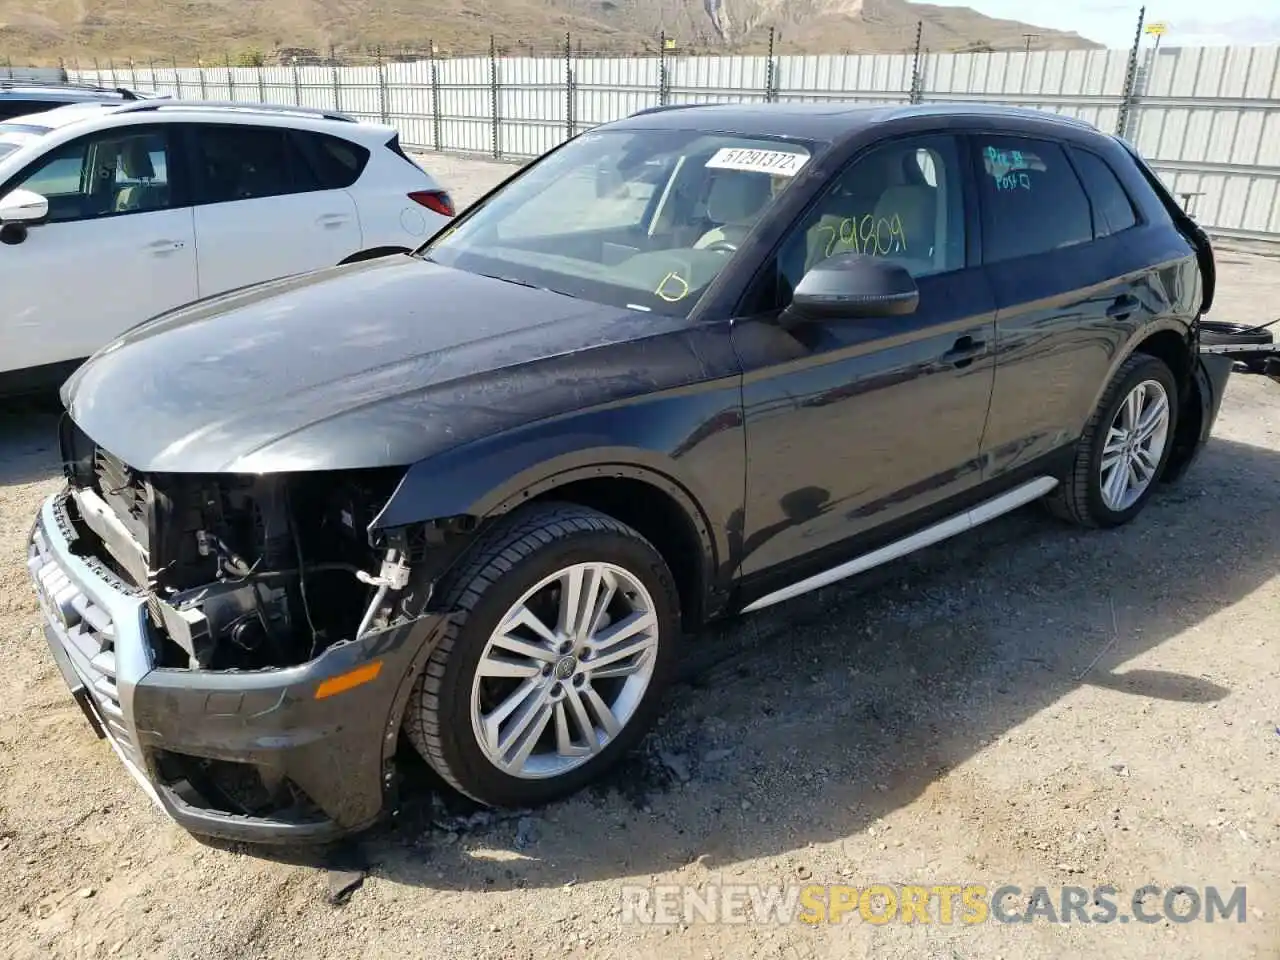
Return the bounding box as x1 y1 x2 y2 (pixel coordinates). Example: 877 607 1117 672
1 153 1277 960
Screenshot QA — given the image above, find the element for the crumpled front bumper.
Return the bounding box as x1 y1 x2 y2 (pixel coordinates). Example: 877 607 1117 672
27 488 448 845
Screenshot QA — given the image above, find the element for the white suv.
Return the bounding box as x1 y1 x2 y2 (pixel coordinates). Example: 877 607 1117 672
0 100 456 394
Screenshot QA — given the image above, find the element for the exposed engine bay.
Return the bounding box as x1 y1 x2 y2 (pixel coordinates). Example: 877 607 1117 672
59 418 414 670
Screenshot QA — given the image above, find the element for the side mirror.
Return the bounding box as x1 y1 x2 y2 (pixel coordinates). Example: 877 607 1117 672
0 188 49 225
784 252 919 324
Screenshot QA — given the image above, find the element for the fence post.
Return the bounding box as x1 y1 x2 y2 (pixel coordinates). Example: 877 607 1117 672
108 58 116 86
658 31 669 106
377 46 389 124
172 56 182 98
198 58 208 98
129 58 139 90
292 59 301 105
59 57 66 82
765 26 777 102
564 32 576 142
909 20 923 103
1117 5 1146 138
225 51 236 100
330 45 341 113
489 34 501 159
429 43 442 151
93 57 102 87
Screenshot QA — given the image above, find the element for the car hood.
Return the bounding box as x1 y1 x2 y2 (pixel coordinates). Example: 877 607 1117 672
62 255 678 473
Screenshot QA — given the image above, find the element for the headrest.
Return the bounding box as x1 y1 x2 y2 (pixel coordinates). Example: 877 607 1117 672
705 173 773 225
118 139 155 180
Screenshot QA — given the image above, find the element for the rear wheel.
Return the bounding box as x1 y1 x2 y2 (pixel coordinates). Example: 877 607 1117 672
402 502 680 807
1046 353 1179 528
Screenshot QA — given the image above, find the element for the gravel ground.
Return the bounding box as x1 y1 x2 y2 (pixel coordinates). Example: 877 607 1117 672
1 152 1277 960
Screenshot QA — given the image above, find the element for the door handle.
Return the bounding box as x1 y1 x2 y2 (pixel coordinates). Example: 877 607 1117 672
317 213 348 228
1107 294 1140 320
145 239 185 254
940 335 986 368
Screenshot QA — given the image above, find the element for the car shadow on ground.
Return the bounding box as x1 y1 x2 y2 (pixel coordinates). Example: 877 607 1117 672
218 434 1278 894
0 394 64 487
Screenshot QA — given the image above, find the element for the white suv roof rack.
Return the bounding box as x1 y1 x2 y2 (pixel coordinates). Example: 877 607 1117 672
112 99 356 123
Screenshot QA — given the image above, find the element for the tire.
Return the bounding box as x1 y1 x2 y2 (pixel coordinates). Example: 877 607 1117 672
402 502 681 808
1045 352 1180 529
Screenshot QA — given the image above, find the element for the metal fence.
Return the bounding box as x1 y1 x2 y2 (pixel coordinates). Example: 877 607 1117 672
70 42 1280 244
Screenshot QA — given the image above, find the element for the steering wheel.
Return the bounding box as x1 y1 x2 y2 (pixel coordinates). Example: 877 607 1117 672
703 239 739 255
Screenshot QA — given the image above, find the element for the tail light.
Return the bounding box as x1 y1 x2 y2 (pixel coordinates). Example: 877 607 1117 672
408 190 455 217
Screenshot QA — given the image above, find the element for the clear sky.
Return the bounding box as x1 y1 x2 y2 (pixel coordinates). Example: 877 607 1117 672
920 0 1280 49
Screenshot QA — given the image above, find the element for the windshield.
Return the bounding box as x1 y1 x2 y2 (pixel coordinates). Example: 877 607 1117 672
422 128 821 316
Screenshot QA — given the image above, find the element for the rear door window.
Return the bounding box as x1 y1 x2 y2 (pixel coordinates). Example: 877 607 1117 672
189 123 321 204
974 136 1093 263
1069 147 1139 238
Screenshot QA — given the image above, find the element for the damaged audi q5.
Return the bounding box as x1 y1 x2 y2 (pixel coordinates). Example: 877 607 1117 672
27 101 1231 843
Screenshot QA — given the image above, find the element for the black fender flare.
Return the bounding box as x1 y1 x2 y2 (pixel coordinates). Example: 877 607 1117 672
371 436 728 606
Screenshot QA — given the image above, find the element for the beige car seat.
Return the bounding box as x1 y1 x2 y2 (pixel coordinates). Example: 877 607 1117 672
113 140 165 213
693 173 775 250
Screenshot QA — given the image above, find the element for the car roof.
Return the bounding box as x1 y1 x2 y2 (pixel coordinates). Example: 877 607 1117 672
612 101 1106 145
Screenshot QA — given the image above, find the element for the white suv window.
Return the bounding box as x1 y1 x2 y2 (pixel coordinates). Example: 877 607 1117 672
189 123 321 204
9 127 174 222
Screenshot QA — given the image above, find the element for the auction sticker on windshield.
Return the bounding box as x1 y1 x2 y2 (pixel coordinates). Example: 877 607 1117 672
706 147 810 177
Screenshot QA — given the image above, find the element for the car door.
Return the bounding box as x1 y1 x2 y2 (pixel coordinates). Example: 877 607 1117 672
184 121 362 295
730 132 998 584
0 122 197 373
972 133 1156 480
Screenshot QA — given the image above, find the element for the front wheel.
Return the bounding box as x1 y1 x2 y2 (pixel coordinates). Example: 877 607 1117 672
1046 352 1179 528
402 502 680 808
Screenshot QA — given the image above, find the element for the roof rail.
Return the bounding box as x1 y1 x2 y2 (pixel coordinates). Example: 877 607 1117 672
111 98 356 122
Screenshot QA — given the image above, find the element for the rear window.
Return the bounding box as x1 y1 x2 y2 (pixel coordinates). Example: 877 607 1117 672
1070 147 1138 237
291 130 370 189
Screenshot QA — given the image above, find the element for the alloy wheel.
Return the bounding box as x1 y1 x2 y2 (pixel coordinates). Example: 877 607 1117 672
469 561 660 779
1099 378 1171 512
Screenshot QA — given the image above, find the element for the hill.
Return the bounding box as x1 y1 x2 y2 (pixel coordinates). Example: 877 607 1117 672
0 0 1101 65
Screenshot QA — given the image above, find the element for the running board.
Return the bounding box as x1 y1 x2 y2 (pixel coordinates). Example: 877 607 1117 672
739 476 1059 614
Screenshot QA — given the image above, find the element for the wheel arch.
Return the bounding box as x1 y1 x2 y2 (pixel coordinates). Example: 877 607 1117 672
373 448 730 632
1095 321 1203 483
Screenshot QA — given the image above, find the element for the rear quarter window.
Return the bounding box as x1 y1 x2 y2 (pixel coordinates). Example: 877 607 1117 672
291 131 370 189
1069 147 1139 237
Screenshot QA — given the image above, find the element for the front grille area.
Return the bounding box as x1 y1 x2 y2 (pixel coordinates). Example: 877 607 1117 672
28 523 140 767
93 448 150 547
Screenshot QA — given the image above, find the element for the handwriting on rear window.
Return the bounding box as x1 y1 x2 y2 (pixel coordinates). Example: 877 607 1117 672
985 146 1038 191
